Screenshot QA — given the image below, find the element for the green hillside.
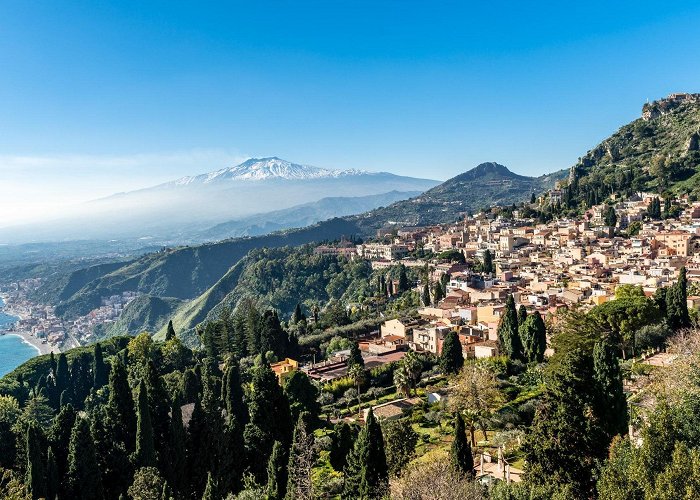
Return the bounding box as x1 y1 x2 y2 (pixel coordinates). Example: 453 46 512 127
160 246 378 341
94 295 184 339
353 162 564 228
46 162 551 322
564 93 700 207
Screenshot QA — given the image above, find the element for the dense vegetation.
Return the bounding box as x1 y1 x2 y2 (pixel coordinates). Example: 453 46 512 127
553 97 700 214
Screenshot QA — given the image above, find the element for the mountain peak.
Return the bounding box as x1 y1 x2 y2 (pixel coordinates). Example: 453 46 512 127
470 162 512 176
172 157 369 185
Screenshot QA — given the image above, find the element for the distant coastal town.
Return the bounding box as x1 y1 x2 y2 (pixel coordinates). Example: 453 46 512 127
0 280 138 354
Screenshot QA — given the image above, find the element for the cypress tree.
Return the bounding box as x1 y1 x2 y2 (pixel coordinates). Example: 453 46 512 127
398 264 409 293
222 361 248 427
93 342 108 389
433 282 444 303
482 249 494 274
108 358 136 452
145 360 171 460
49 352 57 377
180 368 201 404
523 349 603 497
330 422 354 471
517 304 527 328
498 295 523 360
55 353 69 398
520 311 547 363
48 403 76 478
286 415 316 500
450 414 474 477
342 409 388 499
666 269 690 330
593 341 628 439
26 423 46 500
266 440 287 500
348 342 364 368
46 446 59 500
422 282 431 307
166 320 177 341
202 472 217 500
134 380 156 468
440 331 464 375
67 417 104 500
166 394 186 496
244 361 293 483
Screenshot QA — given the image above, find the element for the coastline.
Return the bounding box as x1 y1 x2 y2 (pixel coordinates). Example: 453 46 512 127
4 331 59 356
0 294 60 355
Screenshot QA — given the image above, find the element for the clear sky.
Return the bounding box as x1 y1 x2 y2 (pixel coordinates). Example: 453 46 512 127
1 1 700 223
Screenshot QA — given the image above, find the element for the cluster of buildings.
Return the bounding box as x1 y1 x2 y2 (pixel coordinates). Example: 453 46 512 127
0 279 139 348
313 192 700 365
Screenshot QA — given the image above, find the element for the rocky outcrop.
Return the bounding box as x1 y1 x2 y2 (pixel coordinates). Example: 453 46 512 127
642 93 700 121
687 130 700 152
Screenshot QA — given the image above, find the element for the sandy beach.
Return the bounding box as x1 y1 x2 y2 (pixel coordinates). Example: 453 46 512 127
3 330 59 355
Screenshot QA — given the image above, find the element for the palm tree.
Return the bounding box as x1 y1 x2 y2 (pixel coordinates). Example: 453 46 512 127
348 364 366 414
403 351 423 395
393 364 411 398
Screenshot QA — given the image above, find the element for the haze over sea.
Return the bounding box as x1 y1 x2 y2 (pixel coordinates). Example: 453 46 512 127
0 297 37 377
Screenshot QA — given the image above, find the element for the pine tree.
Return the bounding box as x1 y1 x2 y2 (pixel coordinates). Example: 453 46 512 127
519 311 547 363
593 341 628 439
259 310 289 359
67 417 104 500
134 380 156 468
26 423 46 500
46 446 59 500
498 295 523 360
166 320 177 341
342 409 388 499
440 331 464 375
450 414 474 477
266 441 287 500
93 342 108 389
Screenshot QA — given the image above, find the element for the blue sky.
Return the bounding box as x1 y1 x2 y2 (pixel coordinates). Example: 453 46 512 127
1 1 700 222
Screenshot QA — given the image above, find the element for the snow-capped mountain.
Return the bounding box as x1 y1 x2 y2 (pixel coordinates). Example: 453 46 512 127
0 156 439 244
172 157 369 185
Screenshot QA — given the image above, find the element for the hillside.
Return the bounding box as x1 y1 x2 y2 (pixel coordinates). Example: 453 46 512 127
158 246 377 341
39 161 559 324
566 93 700 205
197 190 421 240
93 295 184 339
352 162 564 228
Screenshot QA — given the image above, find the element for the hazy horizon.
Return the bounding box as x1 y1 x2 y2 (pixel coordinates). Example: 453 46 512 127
1 1 700 225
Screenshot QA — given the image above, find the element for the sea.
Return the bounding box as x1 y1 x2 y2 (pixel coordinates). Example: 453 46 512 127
0 297 39 377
